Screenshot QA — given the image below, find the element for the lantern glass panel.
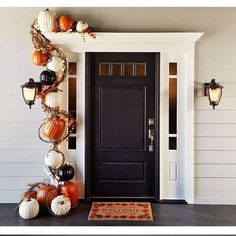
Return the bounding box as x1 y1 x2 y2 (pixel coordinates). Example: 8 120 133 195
23 87 36 101
209 87 222 103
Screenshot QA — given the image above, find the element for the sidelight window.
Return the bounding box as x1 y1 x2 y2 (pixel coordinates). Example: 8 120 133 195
68 62 77 149
168 62 177 150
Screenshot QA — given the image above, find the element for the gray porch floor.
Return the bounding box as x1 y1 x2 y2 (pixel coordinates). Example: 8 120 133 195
0 202 236 226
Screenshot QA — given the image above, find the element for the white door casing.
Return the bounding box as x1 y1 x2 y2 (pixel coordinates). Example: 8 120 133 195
44 32 203 203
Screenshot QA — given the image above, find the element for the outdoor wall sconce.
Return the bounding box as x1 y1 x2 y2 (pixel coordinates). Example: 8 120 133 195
21 78 41 109
204 79 223 110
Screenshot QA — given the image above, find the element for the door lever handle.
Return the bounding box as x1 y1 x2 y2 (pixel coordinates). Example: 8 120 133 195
148 128 155 152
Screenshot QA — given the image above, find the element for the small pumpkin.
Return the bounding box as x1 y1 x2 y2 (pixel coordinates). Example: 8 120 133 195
51 195 71 216
19 198 39 220
47 56 65 73
76 21 88 32
59 16 75 32
60 181 78 206
44 148 64 169
32 50 49 66
21 190 37 201
42 116 66 142
40 70 57 85
58 164 75 181
38 9 57 32
36 183 58 210
45 90 62 109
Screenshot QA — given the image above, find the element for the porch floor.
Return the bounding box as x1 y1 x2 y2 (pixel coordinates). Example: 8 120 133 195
1 202 236 226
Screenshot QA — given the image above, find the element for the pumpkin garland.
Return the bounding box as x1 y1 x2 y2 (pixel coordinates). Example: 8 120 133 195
18 8 97 219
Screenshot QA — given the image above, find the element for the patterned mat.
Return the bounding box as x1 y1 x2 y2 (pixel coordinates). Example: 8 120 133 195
88 202 153 221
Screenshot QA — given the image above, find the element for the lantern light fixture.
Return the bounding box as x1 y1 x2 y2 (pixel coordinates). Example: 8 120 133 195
21 78 41 109
204 79 223 110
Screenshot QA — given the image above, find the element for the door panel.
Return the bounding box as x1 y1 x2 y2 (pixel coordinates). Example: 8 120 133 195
88 52 159 199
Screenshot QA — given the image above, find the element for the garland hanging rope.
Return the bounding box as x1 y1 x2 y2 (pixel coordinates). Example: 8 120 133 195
18 9 97 219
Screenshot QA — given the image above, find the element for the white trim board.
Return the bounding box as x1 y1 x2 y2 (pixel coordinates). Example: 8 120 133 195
44 32 203 204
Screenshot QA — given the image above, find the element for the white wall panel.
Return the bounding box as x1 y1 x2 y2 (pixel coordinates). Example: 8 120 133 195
195 164 236 177
195 150 236 164
195 124 236 137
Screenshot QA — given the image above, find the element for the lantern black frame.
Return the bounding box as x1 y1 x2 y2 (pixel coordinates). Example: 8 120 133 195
204 79 223 110
21 78 41 109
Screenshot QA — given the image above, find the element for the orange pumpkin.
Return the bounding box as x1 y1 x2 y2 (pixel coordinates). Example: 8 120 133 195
32 50 49 66
59 16 75 32
36 184 58 210
21 190 37 201
60 181 78 206
43 116 66 142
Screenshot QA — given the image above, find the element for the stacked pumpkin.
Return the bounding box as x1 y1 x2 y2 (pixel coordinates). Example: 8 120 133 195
37 8 95 36
18 9 81 220
19 179 78 219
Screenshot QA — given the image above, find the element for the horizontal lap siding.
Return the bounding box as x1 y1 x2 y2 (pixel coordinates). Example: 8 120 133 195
195 31 236 203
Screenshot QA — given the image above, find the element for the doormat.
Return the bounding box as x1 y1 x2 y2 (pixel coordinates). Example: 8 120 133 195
88 202 153 221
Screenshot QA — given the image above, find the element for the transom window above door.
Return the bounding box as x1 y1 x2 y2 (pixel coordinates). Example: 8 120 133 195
99 61 146 77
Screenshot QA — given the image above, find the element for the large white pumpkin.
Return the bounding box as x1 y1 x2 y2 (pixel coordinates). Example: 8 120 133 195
44 149 64 169
19 198 39 220
76 21 89 32
45 91 62 109
47 56 65 73
51 195 71 216
38 9 56 32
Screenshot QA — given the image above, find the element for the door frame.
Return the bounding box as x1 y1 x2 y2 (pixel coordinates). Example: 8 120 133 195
85 52 160 202
45 32 203 203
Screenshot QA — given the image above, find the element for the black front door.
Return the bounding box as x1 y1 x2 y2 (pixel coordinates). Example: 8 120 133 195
86 52 159 200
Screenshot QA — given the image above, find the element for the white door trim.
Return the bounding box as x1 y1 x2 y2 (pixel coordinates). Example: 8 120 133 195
45 32 203 203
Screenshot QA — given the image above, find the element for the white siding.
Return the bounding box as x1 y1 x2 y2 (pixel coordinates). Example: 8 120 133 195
0 7 236 203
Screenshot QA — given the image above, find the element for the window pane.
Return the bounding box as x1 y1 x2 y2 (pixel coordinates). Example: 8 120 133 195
68 62 77 75
99 62 110 76
124 62 134 76
169 137 177 150
68 136 76 149
169 62 177 76
68 77 76 133
169 78 177 134
112 63 121 76
135 63 146 76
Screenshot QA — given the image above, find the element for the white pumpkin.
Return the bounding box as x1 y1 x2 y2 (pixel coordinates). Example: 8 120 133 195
44 149 64 169
19 198 39 220
51 195 71 216
38 9 56 32
47 56 65 73
76 21 89 32
45 91 62 109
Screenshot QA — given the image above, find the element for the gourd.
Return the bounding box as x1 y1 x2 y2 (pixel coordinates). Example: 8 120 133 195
36 184 58 210
51 195 71 216
58 164 75 181
44 148 64 169
76 21 88 32
19 198 39 219
40 70 57 85
37 9 56 32
47 56 65 73
59 16 75 32
32 50 49 66
45 90 62 109
60 181 78 206
42 116 66 142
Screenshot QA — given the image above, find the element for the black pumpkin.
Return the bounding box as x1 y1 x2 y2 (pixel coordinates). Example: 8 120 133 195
58 164 75 181
40 70 57 85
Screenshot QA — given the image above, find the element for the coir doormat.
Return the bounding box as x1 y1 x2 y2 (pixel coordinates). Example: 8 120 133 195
88 202 153 221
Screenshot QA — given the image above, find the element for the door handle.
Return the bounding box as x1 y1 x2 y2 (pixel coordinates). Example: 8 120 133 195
148 128 155 152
